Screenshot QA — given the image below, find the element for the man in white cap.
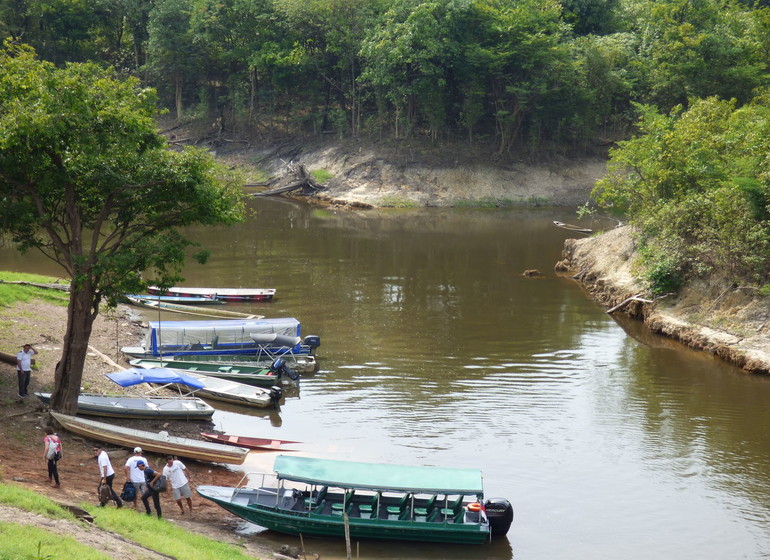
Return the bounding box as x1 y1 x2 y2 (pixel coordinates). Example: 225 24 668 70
124 447 146 509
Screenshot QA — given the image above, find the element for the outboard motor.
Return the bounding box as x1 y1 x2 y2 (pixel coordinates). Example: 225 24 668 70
303 335 321 355
270 358 300 381
484 498 514 537
269 385 283 403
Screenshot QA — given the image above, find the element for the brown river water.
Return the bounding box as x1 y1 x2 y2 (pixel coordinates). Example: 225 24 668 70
3 197 770 559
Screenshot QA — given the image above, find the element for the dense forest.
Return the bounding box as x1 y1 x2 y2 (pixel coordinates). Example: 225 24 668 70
3 0 770 293
2 0 769 153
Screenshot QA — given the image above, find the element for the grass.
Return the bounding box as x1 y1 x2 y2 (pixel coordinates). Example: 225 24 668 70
0 484 261 559
0 485 75 520
377 195 419 208
0 523 114 560
89 507 258 560
453 196 551 208
310 168 333 184
0 272 70 308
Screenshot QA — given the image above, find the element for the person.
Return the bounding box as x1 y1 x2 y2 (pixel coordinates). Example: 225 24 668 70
124 447 146 509
42 427 61 488
16 343 37 397
162 455 193 514
94 445 122 507
137 460 162 518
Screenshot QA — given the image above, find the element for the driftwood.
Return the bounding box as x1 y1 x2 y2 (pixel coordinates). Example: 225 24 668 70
606 293 654 314
553 221 592 235
0 350 17 366
254 162 325 198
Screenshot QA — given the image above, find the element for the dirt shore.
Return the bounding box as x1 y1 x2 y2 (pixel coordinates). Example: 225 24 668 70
556 225 770 375
0 300 279 559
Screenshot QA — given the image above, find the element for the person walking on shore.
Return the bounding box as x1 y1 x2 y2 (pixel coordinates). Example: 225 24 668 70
94 445 123 508
124 447 146 509
162 455 193 514
16 343 37 397
42 427 61 488
137 460 162 518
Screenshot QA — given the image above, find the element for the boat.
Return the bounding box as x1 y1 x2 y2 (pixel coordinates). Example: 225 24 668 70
148 285 276 302
180 371 284 409
34 368 215 419
197 455 514 545
34 392 214 419
157 352 318 374
50 412 250 464
124 294 224 305
125 296 263 320
128 357 300 388
200 433 300 451
119 318 320 359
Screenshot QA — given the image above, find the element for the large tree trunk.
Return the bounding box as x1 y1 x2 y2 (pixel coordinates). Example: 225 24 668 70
50 282 99 414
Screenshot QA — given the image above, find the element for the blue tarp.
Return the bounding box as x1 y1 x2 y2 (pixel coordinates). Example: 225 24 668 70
106 367 205 389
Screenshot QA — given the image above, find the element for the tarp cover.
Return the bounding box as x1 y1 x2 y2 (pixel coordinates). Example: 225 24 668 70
273 455 484 495
106 368 205 389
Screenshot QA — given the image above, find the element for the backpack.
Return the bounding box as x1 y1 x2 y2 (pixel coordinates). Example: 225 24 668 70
46 436 62 461
120 481 137 502
152 475 167 493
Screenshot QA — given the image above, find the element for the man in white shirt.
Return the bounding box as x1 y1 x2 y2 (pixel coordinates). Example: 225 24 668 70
124 447 146 509
15 343 37 397
94 445 123 508
162 455 193 514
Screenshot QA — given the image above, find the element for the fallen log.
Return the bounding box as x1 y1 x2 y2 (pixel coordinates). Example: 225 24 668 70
606 293 654 314
253 162 325 198
0 279 70 292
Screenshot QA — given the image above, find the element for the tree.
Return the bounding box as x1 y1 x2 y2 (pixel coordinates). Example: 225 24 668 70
0 42 245 413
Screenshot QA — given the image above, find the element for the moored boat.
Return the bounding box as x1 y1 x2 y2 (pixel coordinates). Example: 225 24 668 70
34 392 214 419
125 296 263 320
181 371 283 408
35 367 214 419
158 352 317 374
124 294 224 305
197 455 514 544
200 433 300 451
50 412 250 464
148 285 276 302
129 358 300 388
119 317 320 359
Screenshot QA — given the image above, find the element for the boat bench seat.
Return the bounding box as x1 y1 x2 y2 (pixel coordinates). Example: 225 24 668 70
331 490 355 515
386 494 411 519
357 494 379 518
413 495 437 520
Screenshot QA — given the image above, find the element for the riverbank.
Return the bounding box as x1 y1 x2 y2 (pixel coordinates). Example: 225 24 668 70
555 226 770 375
0 299 279 559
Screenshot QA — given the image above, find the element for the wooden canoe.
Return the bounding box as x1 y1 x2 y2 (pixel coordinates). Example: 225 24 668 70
200 432 300 451
50 412 249 464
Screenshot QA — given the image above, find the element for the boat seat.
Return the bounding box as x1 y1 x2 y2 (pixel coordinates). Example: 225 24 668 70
331 489 355 515
386 494 410 518
218 366 233 372
311 487 327 513
358 493 379 518
413 495 437 519
439 495 463 519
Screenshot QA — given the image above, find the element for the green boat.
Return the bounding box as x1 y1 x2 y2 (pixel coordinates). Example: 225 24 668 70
197 455 513 545
128 357 299 388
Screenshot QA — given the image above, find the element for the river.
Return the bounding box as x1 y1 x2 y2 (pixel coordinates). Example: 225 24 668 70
3 197 770 559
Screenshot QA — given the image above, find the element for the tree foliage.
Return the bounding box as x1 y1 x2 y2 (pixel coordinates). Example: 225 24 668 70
0 42 245 412
592 96 770 293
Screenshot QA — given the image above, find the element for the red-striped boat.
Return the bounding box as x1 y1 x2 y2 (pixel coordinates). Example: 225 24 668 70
200 432 300 451
148 285 276 302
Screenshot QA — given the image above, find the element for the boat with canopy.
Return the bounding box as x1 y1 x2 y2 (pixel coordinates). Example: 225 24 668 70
197 455 513 544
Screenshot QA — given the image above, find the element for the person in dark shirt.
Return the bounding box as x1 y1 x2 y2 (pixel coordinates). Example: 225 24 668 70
137 460 162 518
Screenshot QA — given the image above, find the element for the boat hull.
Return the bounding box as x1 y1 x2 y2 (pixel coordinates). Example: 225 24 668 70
35 392 214 419
197 486 491 544
200 433 299 451
148 286 276 302
129 359 298 388
50 412 249 464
